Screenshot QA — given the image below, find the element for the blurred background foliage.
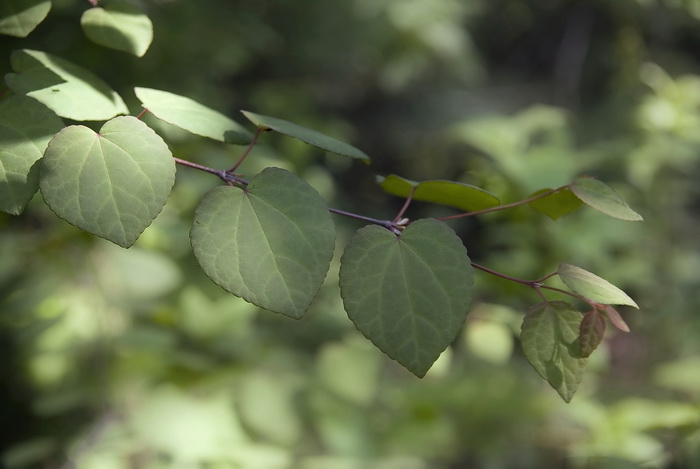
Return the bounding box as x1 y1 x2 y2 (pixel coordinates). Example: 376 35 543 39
2 0 700 467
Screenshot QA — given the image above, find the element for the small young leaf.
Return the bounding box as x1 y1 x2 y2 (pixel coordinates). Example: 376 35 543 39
377 174 500 212
0 0 51 37
81 0 153 57
5 49 129 120
602 305 631 333
579 309 606 357
40 116 175 248
339 219 473 377
0 95 63 215
190 167 335 318
570 176 643 221
520 301 588 402
241 111 370 161
528 188 583 220
558 264 639 308
134 88 252 144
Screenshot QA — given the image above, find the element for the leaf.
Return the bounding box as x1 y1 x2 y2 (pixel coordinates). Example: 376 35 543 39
378 174 500 212
81 0 153 57
40 116 175 248
529 188 583 220
579 309 606 357
241 111 370 161
135 87 252 144
557 263 639 308
5 49 129 121
520 301 588 402
190 167 335 318
602 305 630 333
339 218 473 377
0 0 51 37
0 95 63 215
570 176 643 221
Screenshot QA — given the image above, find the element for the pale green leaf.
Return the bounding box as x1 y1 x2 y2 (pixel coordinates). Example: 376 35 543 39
190 167 335 318
241 110 370 161
558 263 639 308
5 49 129 120
81 0 153 57
378 174 500 212
40 116 175 248
520 301 588 402
0 0 50 37
579 309 605 358
135 87 252 144
0 95 63 215
529 187 583 220
339 219 473 377
570 176 643 221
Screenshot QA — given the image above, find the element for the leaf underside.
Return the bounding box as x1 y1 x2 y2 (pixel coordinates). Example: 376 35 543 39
190 167 335 318
521 301 588 402
579 309 606 357
339 219 473 377
40 116 175 247
571 176 643 221
558 263 639 308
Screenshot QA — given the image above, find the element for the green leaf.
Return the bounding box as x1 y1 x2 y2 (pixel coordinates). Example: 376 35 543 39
0 0 51 37
40 116 175 248
570 176 643 221
81 0 153 57
377 174 500 212
529 188 583 220
558 263 639 308
190 167 335 318
135 87 252 144
602 305 630 333
579 309 606 358
5 49 129 121
0 95 63 215
241 110 370 161
339 219 473 377
520 301 588 402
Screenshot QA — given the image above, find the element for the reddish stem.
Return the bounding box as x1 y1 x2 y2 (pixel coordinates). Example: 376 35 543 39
228 127 263 173
136 108 149 120
393 186 417 223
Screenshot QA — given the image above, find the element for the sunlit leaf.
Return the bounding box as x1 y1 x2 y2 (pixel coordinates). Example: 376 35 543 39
40 116 175 247
135 87 252 144
558 264 639 308
520 301 587 402
241 110 370 161
339 218 473 377
528 187 583 220
378 174 500 212
5 49 128 120
81 0 153 57
190 167 335 318
0 95 63 215
602 304 631 333
0 0 50 37
579 309 606 357
570 176 643 221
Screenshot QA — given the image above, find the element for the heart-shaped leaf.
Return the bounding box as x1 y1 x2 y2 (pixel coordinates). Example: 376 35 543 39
190 167 335 318
579 309 606 358
571 176 643 221
339 219 473 377
0 95 63 215
0 0 51 37
5 49 129 121
40 116 175 247
521 301 588 402
378 174 500 212
558 263 639 308
81 0 153 57
529 187 583 220
135 87 252 144
241 111 370 161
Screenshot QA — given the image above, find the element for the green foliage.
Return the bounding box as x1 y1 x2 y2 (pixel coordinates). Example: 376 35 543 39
0 0 50 37
558 264 639 308
80 0 153 57
570 177 644 222
339 219 473 377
